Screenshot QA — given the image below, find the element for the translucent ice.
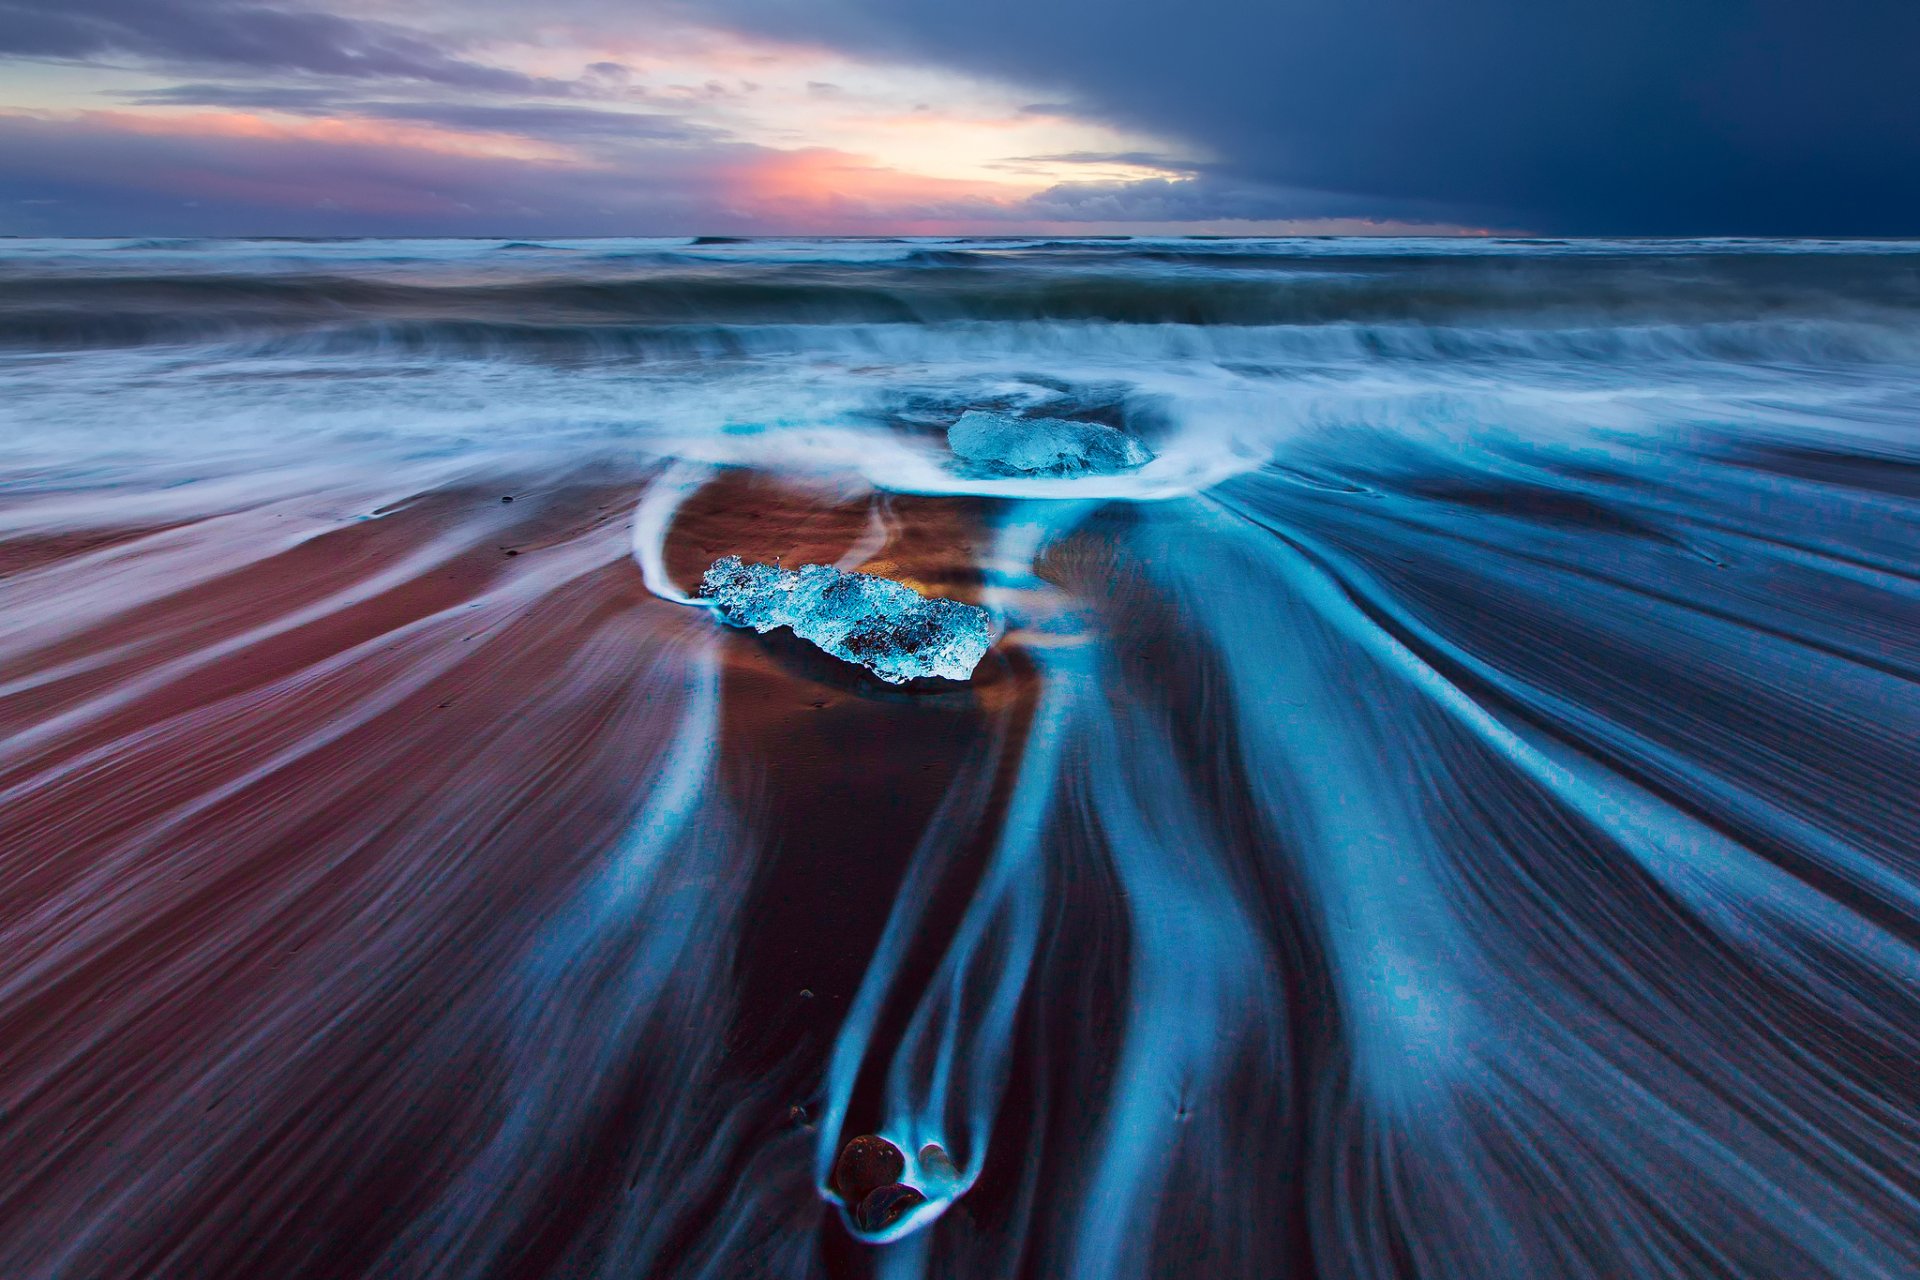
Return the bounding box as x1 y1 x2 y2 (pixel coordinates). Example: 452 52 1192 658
947 410 1154 477
699 556 993 684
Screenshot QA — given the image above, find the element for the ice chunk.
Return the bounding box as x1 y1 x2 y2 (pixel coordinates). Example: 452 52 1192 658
699 556 992 684
947 409 1153 476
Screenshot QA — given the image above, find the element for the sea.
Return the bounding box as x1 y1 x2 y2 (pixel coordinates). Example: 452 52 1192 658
1 235 1917 1279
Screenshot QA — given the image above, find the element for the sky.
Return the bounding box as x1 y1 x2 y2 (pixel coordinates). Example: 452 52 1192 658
0 0 1914 237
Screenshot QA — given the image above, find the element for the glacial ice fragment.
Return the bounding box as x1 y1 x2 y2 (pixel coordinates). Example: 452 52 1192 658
947 409 1154 476
699 556 992 684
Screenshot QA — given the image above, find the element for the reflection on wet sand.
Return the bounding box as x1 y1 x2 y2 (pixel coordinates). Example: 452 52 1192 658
4 236 1920 1279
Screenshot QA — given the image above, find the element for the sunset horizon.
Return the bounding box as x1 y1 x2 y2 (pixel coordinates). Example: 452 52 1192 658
4 1 1915 238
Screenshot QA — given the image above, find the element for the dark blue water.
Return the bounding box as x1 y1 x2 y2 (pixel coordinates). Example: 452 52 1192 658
1 236 1918 1279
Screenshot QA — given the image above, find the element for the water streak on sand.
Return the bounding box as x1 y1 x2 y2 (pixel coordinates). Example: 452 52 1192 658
1 237 1918 1279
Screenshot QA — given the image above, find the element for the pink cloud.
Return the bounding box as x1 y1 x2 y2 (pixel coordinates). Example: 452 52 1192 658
66 108 579 161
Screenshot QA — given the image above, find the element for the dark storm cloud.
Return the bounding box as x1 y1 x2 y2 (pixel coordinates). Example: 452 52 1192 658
1016 175 1392 224
0 0 582 94
707 0 1920 234
999 152 1196 172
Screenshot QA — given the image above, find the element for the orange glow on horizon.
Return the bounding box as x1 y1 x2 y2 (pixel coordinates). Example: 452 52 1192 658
717 146 1025 228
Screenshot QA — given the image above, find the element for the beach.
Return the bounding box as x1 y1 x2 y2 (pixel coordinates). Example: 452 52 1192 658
2 235 1918 1278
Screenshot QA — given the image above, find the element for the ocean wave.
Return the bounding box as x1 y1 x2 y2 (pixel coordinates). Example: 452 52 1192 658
3 255 1918 356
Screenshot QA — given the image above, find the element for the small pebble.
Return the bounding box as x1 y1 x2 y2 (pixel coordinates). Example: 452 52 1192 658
833 1134 904 1205
854 1183 926 1233
917 1142 959 1190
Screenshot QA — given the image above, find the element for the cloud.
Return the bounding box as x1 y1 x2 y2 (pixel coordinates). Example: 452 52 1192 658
115 83 349 112
995 150 1194 172
359 101 719 143
701 0 1920 234
13 0 1900 233
0 105 1486 237
0 0 587 95
0 108 734 233
1014 176 1343 223
115 85 722 145
0 109 1039 235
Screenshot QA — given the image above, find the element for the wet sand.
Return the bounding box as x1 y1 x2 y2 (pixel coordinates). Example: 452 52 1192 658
6 235 1920 1280
0 466 1046 1277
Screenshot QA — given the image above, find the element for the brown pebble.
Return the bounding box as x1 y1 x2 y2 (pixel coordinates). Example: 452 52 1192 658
833 1134 904 1205
917 1142 959 1188
854 1183 926 1233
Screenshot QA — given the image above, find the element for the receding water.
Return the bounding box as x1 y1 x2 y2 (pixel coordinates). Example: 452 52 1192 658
1 236 1918 1279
